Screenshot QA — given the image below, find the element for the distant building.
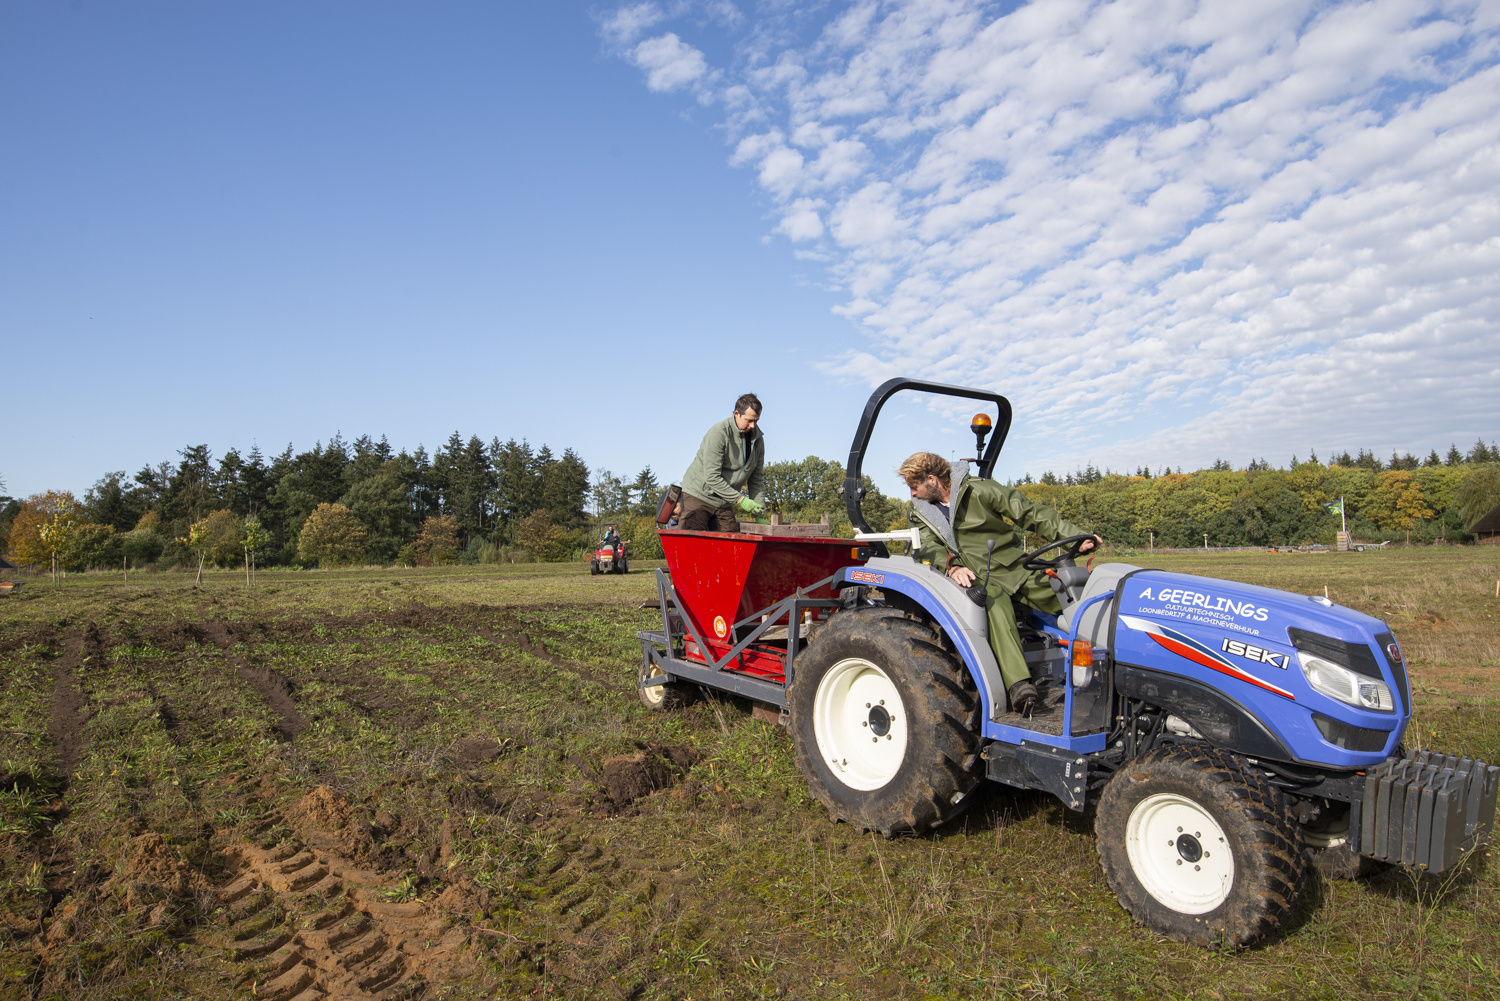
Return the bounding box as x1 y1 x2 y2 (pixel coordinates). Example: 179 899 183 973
0 555 14 570
1470 504 1500 545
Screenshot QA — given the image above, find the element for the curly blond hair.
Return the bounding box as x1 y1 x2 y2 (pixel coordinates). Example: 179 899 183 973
896 452 951 488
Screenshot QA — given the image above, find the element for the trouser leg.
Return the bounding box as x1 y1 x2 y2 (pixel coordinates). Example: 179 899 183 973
709 505 739 532
679 493 718 531
986 572 1064 690
985 589 1029 690
680 492 740 532
1015 573 1063 616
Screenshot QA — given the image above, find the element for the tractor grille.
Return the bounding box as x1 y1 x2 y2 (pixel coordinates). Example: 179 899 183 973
1360 749 1500 873
1312 713 1389 752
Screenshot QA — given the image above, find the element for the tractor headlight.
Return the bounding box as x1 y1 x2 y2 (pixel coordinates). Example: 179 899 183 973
1297 652 1394 713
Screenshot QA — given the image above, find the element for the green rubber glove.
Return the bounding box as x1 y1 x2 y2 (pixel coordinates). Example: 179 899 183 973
735 495 764 515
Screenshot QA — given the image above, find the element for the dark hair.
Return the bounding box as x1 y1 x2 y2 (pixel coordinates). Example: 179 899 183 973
734 392 762 416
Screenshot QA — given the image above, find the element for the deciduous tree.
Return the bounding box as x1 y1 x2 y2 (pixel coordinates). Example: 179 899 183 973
1455 466 1500 528
515 510 568 561
297 503 367 567
7 491 80 569
412 515 461 566
59 523 118 571
189 509 247 567
1368 472 1434 531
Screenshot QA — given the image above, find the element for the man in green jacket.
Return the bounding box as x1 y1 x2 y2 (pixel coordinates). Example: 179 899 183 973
898 451 1100 714
679 393 767 532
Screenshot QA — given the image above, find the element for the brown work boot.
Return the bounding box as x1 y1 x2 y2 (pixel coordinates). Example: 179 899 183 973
1007 680 1038 715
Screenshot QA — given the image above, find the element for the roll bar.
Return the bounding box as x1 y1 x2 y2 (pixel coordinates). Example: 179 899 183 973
842 378 1013 537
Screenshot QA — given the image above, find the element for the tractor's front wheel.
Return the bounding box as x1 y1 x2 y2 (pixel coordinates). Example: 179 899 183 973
788 608 982 836
590 561 600 575
1096 746 1308 948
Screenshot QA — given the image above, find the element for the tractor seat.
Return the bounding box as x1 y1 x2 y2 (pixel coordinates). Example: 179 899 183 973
1056 563 1141 646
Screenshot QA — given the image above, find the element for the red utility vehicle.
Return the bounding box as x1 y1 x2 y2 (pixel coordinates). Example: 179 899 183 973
590 523 628 575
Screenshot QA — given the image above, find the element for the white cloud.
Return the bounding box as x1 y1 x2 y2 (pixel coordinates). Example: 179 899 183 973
605 0 1500 470
830 181 904 247
777 197 827 241
600 2 665 47
632 33 710 92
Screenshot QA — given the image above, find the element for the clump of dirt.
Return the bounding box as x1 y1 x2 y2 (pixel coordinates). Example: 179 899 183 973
284 786 388 868
122 832 207 907
286 785 353 831
592 744 700 814
454 736 503 766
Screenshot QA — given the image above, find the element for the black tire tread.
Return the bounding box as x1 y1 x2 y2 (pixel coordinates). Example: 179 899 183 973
789 608 981 836
1095 745 1308 948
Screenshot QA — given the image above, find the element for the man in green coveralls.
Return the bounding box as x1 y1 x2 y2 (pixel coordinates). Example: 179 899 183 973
898 451 1101 714
679 393 767 532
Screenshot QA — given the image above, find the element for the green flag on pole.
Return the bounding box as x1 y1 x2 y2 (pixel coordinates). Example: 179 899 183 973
1324 500 1343 515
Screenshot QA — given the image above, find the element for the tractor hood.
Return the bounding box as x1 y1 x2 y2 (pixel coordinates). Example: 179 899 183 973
1111 569 1410 769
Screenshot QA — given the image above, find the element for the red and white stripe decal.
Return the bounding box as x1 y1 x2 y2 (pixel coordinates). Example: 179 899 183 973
1120 615 1294 700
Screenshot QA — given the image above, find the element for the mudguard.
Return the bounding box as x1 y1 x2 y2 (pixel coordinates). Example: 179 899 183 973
839 555 1007 721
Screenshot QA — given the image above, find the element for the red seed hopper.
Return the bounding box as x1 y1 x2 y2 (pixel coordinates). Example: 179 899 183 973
643 525 869 703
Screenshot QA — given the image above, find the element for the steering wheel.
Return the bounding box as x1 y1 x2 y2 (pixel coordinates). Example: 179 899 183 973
1021 534 1098 572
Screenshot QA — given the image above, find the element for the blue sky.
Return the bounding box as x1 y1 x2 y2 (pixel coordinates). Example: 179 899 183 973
4 1 1498 505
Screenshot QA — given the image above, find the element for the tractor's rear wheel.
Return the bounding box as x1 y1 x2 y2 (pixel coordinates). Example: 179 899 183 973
1096 746 1308 948
788 608 982 836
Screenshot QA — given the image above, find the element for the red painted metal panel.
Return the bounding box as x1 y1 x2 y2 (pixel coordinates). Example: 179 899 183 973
660 529 866 676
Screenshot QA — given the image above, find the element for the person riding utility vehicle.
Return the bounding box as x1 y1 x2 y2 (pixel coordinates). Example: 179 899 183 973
899 451 1101 714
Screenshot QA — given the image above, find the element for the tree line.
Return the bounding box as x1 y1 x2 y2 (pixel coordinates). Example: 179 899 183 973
1012 442 1500 549
2 435 1495 572
0 433 598 571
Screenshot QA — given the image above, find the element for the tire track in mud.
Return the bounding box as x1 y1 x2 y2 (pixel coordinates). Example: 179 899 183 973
475 613 619 691
212 839 470 1001
48 626 102 786
210 815 666 1001
474 749 705 997
192 620 311 740
232 663 309 741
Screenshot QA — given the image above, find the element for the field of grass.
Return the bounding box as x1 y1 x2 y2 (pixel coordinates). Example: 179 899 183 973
1 547 1498 1000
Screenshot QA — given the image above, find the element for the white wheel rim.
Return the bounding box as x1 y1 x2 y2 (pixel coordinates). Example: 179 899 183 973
812 657 908 791
1125 793 1235 914
641 664 665 706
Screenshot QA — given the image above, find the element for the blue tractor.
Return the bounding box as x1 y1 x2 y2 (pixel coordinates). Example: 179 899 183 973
638 378 1498 948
